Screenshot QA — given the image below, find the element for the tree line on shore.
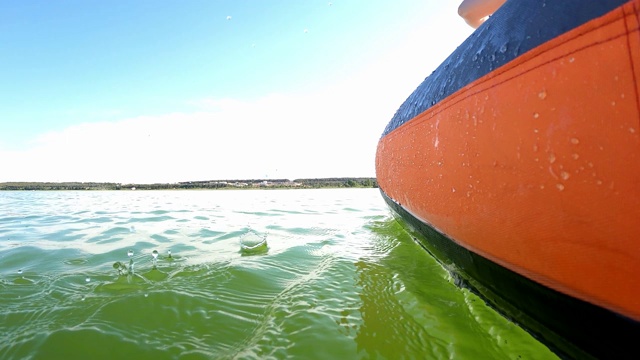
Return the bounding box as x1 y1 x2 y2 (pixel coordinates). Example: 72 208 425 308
0 178 378 191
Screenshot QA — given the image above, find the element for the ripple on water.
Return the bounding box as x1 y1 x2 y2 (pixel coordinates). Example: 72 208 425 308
150 234 171 243
89 226 132 240
62 258 88 266
84 216 113 224
129 215 176 223
196 228 226 240
39 215 75 224
45 228 86 242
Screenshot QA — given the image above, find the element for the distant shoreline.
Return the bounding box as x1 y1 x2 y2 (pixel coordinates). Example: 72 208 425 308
0 177 378 191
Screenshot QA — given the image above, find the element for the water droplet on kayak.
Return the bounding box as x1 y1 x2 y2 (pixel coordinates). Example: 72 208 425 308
538 90 547 100
570 138 580 145
556 183 565 191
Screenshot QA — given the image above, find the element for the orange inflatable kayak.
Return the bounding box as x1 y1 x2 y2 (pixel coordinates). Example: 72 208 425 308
376 0 640 358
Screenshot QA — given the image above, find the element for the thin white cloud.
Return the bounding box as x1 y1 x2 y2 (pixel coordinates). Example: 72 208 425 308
1 92 381 183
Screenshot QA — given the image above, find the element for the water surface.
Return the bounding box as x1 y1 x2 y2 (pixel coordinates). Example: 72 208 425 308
0 189 557 359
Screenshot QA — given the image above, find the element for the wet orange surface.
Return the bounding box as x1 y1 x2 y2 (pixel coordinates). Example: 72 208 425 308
377 0 640 320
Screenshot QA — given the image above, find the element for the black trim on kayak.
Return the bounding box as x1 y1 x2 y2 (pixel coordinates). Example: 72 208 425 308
382 0 629 136
380 189 639 360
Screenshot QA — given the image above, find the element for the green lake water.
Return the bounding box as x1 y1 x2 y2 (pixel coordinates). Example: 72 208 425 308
0 189 558 359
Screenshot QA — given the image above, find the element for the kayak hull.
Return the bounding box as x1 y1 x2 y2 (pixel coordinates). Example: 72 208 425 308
376 0 640 358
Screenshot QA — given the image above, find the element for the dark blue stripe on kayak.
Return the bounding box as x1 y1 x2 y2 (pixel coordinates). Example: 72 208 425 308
382 0 628 137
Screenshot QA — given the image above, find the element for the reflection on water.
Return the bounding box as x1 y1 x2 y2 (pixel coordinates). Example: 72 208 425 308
0 189 557 359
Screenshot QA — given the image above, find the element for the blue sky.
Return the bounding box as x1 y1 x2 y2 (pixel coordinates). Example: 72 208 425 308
0 1 472 183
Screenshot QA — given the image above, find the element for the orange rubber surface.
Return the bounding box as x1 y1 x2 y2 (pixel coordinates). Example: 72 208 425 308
376 0 640 321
